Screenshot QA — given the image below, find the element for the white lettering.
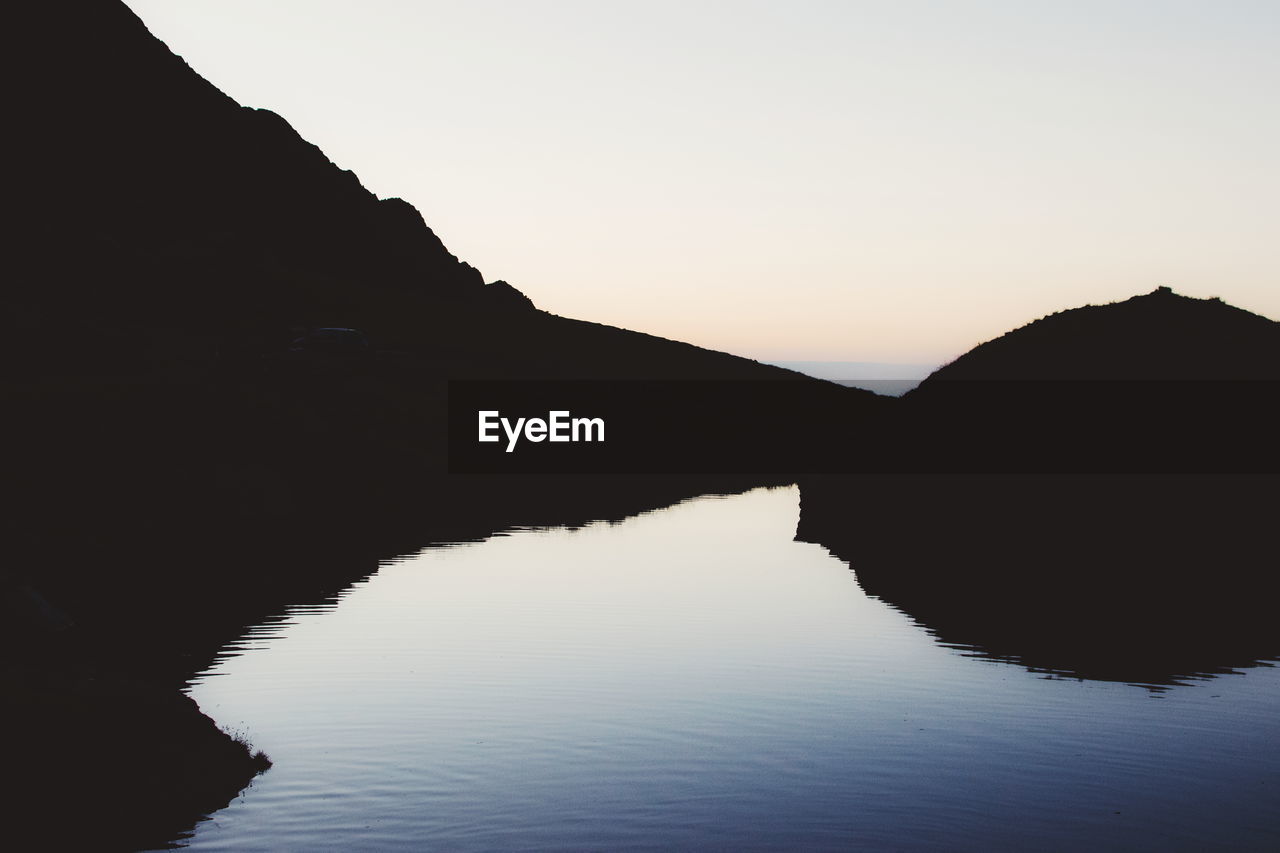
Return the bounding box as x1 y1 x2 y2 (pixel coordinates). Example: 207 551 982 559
502 417 525 453
549 411 570 442
480 411 604 452
573 417 605 442
478 411 500 443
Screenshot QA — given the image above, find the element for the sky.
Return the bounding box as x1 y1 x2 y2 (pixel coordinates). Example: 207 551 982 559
123 0 1279 367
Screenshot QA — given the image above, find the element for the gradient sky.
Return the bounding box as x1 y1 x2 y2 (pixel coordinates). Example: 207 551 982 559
123 0 1279 366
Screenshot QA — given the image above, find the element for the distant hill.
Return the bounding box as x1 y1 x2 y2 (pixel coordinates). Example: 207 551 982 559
915 287 1280 385
895 288 1280 474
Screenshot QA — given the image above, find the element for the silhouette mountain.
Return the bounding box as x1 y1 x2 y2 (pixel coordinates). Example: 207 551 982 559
799 288 1280 685
888 287 1280 474
19 1 511 309
12 0 825 383
916 286 1280 384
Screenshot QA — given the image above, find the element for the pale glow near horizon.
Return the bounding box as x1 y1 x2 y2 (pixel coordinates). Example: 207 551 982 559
123 0 1279 365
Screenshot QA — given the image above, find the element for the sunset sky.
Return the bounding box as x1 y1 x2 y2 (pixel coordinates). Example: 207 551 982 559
124 0 1279 367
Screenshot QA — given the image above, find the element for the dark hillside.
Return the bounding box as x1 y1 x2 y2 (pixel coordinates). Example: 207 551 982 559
897 288 1280 473
12 0 826 385
5 3 860 847
916 287 1280 384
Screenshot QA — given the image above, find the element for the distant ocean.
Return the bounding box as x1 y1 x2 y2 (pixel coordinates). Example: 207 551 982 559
766 361 936 396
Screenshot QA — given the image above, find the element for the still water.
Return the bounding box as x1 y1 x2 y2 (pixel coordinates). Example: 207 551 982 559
177 487 1280 851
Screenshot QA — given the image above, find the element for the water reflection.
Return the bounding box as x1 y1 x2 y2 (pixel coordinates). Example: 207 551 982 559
797 474 1280 688
174 487 1280 851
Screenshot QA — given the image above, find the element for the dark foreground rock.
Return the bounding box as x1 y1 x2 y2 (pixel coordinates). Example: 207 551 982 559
4 663 270 852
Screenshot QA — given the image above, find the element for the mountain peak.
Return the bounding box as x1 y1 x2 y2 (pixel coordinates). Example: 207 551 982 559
20 0 529 306
916 288 1280 383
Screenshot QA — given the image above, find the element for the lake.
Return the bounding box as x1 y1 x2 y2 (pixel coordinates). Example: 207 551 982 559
171 486 1280 851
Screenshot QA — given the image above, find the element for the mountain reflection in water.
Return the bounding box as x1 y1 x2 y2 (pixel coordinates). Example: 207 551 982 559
797 474 1279 688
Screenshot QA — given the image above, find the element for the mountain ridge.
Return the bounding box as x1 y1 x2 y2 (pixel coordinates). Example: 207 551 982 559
14 0 830 384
